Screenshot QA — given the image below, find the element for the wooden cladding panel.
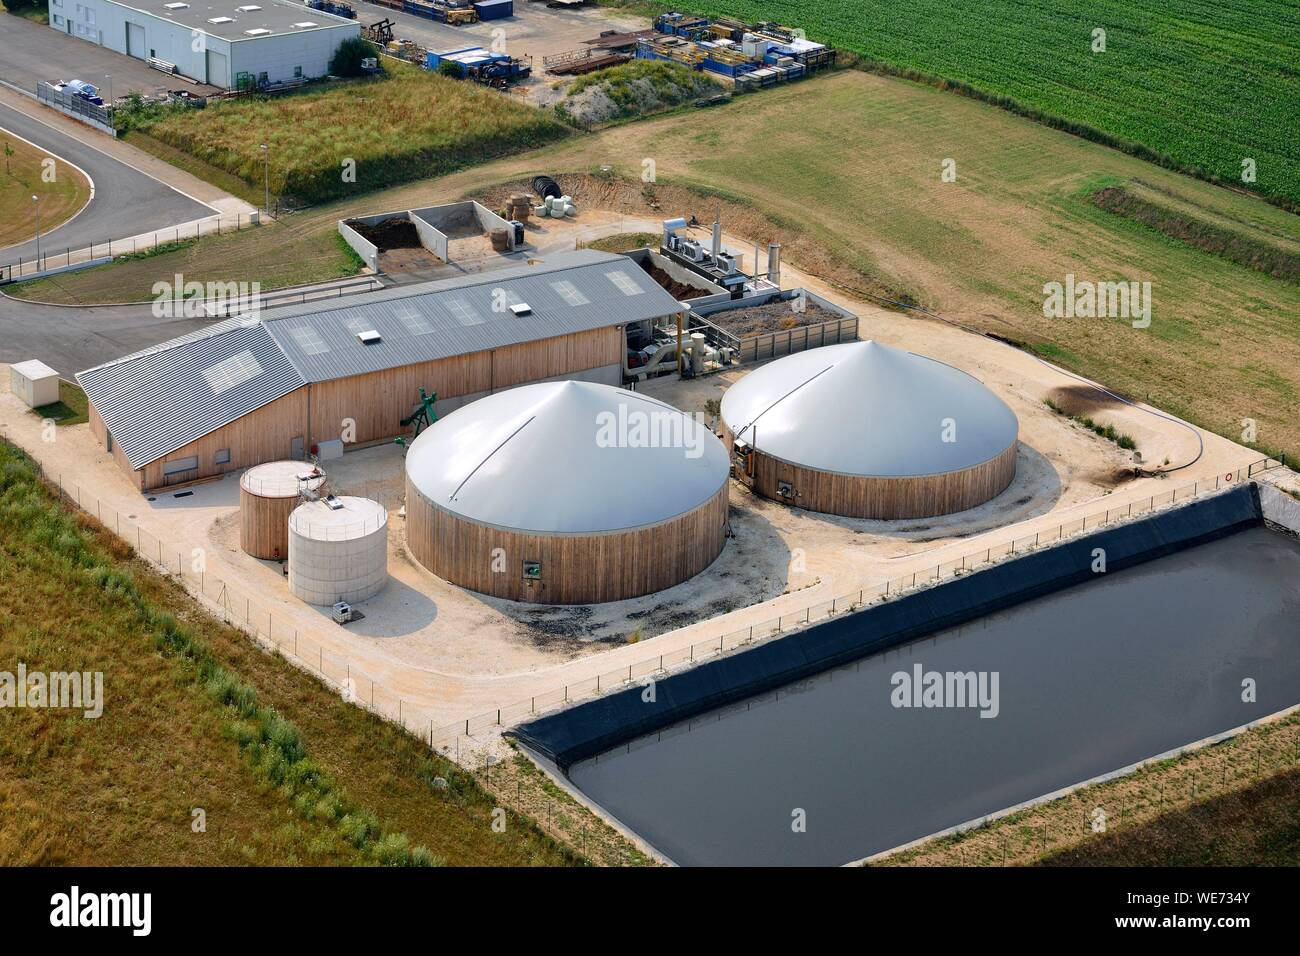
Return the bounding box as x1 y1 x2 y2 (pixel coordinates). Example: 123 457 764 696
309 327 622 446
139 388 309 491
239 487 301 559
406 478 729 604
308 351 493 448
98 326 625 492
725 426 1018 519
90 405 143 490
489 327 623 389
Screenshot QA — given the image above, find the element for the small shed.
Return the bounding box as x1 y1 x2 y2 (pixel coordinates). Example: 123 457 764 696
9 360 60 409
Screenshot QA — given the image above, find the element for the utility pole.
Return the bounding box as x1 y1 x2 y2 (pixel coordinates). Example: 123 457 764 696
31 194 41 268
260 142 270 219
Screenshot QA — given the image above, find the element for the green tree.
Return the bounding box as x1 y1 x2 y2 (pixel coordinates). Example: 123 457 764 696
329 38 381 78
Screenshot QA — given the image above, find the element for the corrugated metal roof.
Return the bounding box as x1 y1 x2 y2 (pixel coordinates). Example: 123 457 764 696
76 324 305 470
75 250 683 469
262 250 683 383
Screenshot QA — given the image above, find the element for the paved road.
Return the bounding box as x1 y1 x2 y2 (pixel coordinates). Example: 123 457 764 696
0 277 384 376
0 295 217 376
0 102 215 266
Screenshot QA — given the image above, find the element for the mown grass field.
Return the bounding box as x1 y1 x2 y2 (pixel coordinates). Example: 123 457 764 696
0 127 91 249
127 62 570 205
661 0 1300 208
0 439 579 865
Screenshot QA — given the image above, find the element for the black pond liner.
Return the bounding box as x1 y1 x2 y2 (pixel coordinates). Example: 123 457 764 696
509 482 1264 770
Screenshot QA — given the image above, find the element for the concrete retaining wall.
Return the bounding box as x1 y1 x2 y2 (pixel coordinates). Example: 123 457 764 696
409 212 449 261
337 221 378 272
1259 482 1300 536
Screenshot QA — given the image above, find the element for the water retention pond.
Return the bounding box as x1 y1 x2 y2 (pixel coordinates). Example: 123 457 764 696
568 526 1300 866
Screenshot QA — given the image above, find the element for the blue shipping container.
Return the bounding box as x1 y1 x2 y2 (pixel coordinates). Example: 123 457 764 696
473 0 512 19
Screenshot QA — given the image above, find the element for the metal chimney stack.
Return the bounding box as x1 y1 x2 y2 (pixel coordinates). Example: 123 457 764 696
711 215 723 261
767 243 782 285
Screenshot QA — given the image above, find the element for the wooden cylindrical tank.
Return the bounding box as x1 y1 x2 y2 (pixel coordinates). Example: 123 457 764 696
239 461 326 559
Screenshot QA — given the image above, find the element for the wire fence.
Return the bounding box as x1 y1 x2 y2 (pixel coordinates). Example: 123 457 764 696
0 214 261 283
44 456 1286 762
36 81 113 129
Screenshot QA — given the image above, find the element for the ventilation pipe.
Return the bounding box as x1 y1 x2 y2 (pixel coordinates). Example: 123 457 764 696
767 243 782 285
662 217 687 249
711 214 723 261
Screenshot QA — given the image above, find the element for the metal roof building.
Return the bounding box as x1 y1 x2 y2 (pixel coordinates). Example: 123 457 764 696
405 381 730 604
720 341 1019 519
79 251 688 491
262 251 682 382
49 0 360 90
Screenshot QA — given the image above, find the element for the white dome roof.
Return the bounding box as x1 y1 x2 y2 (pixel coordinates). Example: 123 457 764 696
405 381 729 534
720 341 1018 477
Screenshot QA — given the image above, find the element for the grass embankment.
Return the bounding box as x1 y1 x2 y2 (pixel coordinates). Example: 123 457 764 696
0 439 579 865
617 0 1300 209
117 62 569 206
558 60 722 127
8 226 363 304
581 231 658 253
0 129 91 248
1041 766 1300 866
872 714 1300 866
1091 183 1300 281
122 130 268 209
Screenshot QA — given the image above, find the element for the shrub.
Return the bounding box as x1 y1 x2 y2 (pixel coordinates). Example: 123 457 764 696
329 37 380 78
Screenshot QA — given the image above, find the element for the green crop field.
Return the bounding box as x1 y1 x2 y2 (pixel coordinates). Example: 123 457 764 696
669 0 1300 208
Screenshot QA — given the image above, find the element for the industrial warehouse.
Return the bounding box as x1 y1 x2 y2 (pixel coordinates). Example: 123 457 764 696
49 0 361 88
77 249 687 490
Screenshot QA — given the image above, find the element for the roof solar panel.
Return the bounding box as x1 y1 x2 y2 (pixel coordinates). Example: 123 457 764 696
550 280 590 307
287 325 329 355
606 270 644 297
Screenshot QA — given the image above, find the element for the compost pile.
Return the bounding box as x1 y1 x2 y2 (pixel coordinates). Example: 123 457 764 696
637 260 704 300
707 299 838 338
344 217 422 250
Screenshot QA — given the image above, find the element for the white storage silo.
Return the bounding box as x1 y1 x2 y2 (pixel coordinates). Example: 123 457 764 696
288 496 388 606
